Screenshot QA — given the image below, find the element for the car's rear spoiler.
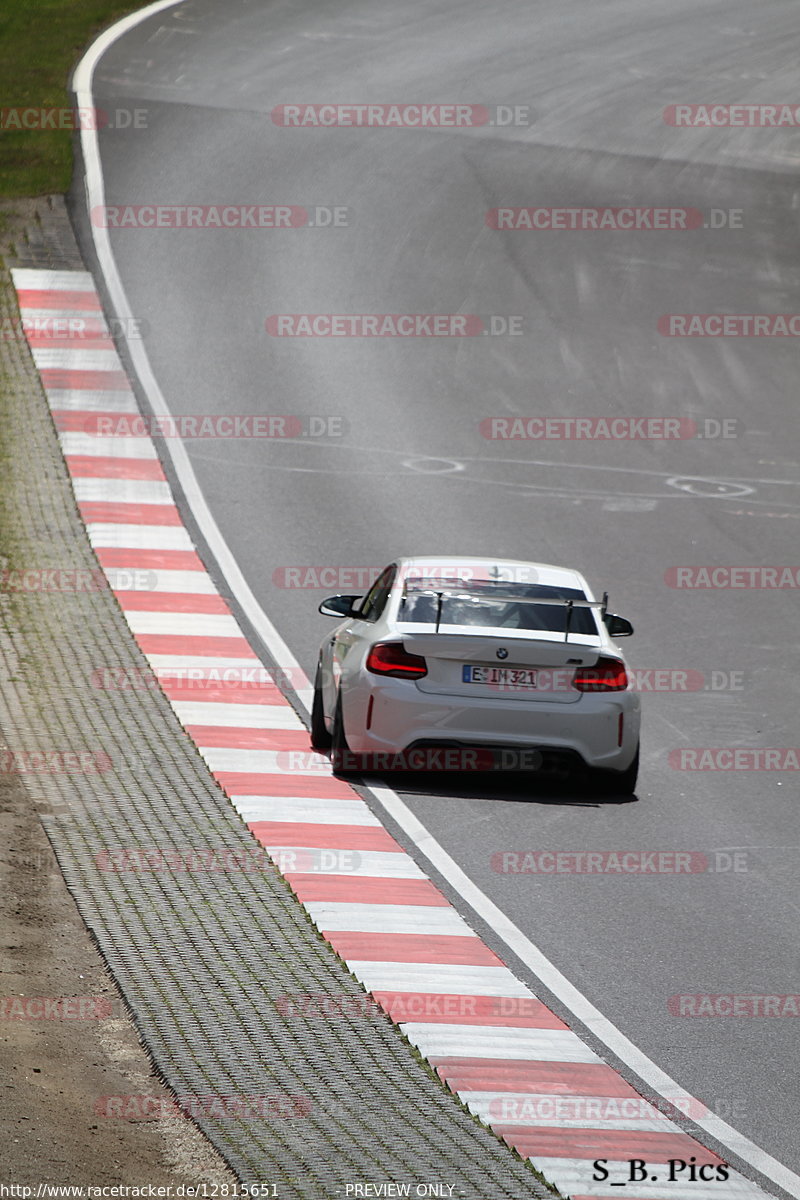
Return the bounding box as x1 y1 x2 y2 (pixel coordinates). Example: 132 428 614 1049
399 584 609 641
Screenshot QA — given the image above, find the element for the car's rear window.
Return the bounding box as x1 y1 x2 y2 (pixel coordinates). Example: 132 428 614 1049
398 579 599 635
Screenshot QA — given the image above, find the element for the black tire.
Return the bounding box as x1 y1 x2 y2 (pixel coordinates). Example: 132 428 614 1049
594 744 639 796
310 666 332 750
330 694 356 775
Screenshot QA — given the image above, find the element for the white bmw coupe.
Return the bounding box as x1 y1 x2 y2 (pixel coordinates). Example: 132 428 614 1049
311 557 641 793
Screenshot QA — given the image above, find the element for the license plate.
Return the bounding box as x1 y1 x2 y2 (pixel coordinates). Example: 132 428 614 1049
462 664 538 688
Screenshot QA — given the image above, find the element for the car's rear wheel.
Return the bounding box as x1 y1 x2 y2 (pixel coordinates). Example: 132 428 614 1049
593 743 639 796
310 665 332 750
331 694 356 775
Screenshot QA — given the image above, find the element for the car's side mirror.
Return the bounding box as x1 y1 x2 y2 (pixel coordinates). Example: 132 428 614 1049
318 595 362 618
604 613 634 637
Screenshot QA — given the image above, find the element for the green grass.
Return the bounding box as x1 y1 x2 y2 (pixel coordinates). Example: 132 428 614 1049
0 0 140 197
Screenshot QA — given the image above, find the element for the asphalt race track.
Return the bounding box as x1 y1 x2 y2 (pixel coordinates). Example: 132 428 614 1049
77 0 800 1182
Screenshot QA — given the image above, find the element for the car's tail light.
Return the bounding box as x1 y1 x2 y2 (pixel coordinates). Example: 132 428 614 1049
366 642 427 678
573 656 628 692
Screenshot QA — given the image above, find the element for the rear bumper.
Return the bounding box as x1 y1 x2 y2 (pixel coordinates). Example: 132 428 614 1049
341 676 640 771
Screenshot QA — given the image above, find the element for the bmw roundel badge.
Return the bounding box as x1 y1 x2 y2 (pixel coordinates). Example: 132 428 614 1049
496 647 509 660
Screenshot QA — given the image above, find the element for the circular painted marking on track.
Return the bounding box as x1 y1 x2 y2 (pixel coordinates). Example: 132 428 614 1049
666 476 755 498
402 456 466 474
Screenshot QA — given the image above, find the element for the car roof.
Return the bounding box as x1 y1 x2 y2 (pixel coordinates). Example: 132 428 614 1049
393 556 591 592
